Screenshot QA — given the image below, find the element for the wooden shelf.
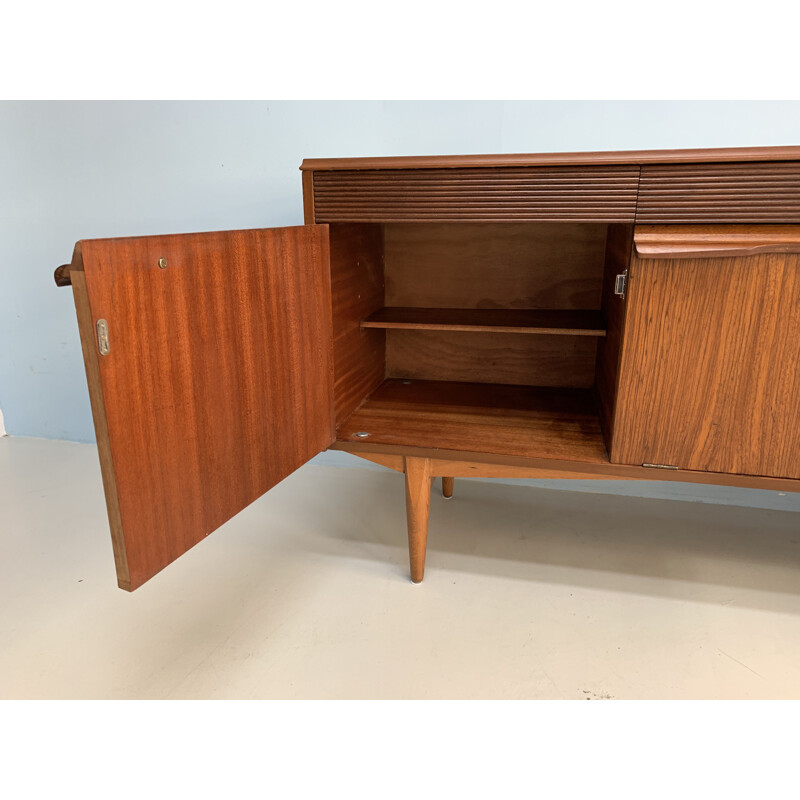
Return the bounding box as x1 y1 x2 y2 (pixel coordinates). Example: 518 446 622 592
361 307 606 336
338 379 608 463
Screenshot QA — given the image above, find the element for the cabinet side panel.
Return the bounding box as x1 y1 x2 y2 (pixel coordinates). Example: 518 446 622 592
595 224 633 449
612 251 800 478
329 224 386 426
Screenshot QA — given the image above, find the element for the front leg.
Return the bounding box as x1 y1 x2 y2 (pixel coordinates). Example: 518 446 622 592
404 457 432 583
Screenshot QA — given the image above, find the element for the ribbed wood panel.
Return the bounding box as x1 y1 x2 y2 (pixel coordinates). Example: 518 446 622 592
313 167 640 222
637 162 800 222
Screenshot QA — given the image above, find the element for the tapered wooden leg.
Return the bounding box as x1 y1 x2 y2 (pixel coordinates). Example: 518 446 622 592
405 457 432 583
442 476 454 499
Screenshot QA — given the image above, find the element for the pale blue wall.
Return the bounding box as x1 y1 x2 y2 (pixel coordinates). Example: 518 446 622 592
2 101 800 443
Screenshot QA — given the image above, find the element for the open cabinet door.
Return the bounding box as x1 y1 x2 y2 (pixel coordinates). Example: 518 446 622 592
60 226 334 590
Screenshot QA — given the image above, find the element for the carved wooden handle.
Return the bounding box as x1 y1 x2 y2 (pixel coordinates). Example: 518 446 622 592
54 264 72 287
635 225 800 259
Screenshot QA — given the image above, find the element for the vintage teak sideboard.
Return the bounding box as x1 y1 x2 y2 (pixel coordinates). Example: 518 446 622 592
54 146 800 591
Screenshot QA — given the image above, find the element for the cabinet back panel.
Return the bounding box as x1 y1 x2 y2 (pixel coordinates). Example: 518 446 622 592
387 330 597 387
329 224 386 426
384 223 608 310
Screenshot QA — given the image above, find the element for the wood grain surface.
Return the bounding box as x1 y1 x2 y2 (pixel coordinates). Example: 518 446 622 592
612 250 800 478
328 224 386 426
313 167 640 223
300 145 800 171
362 307 606 336
594 224 634 448
338 379 607 463
634 224 800 258
383 223 608 310
73 226 334 590
332 440 800 493
71 263 130 582
637 162 800 223
386 330 599 388
404 457 432 583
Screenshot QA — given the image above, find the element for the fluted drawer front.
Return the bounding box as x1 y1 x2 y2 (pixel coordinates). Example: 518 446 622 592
637 162 800 222
313 167 640 222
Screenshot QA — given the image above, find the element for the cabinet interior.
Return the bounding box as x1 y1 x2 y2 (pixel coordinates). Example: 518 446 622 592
329 222 632 462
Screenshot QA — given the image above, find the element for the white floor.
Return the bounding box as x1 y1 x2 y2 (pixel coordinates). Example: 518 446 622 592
1 435 799 699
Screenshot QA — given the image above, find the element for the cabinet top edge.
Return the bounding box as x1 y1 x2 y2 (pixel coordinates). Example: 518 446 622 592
300 145 800 171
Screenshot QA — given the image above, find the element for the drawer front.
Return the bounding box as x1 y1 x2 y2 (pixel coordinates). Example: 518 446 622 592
313 166 640 223
637 162 800 222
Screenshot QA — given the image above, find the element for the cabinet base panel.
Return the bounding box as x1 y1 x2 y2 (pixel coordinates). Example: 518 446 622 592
337 379 607 464
333 443 800 494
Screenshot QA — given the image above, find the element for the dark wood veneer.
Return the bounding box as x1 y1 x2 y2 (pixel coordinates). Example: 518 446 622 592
362 307 606 336
301 145 800 171
637 162 800 223
313 166 640 223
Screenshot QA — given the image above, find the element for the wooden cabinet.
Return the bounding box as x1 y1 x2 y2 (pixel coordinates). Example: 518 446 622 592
55 146 800 591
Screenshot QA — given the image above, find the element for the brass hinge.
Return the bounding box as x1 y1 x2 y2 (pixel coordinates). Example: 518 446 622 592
614 270 628 299
642 462 678 470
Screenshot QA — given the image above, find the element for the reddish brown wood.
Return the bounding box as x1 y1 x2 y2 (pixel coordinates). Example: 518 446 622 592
384 223 607 310
71 260 130 583
637 163 800 223
302 171 316 225
362 307 606 336
381 222 607 387
72 226 334 590
328 224 386 427
612 249 800 479
441 476 454 498
634 224 800 258
345 450 632 481
300 145 800 171
313 167 640 223
338 379 607 463
386 330 598 388
331 440 800 493
405 457 432 583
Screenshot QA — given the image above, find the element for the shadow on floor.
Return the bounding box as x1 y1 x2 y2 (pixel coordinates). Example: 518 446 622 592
293 468 800 612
